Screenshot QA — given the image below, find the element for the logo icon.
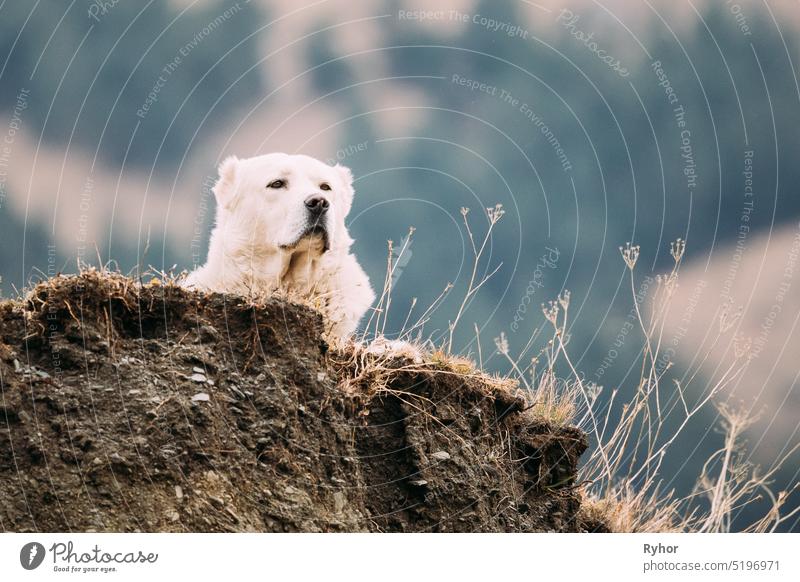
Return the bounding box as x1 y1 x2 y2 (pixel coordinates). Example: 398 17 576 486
20 542 46 570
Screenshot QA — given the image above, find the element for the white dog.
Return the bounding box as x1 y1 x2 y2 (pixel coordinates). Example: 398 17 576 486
184 153 375 340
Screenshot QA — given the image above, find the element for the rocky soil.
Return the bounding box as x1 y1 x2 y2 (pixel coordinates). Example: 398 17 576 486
0 272 598 532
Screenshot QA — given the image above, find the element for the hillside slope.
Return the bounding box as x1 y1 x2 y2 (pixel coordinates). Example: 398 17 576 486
0 272 597 532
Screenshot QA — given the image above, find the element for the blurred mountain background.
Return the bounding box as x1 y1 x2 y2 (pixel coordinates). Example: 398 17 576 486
1 0 798 530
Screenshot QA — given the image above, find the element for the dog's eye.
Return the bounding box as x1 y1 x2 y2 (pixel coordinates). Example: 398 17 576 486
267 179 286 189
319 183 332 191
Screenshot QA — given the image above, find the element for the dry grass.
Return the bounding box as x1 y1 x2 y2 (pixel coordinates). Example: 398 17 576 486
349 203 797 532
29 209 796 533
561 239 796 532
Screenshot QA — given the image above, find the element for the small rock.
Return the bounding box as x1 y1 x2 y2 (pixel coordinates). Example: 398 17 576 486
431 451 451 461
208 495 225 509
127 389 141 396
198 325 218 342
190 373 207 383
409 479 428 486
165 509 180 522
174 485 183 500
316 372 327 382
191 392 210 402
207 379 215 386
285 486 299 495
13 359 21 373
333 491 345 513
35 370 50 379
192 367 205 374
224 506 241 524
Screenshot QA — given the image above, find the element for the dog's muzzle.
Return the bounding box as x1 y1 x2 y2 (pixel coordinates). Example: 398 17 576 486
305 195 330 251
280 196 331 252
305 195 329 217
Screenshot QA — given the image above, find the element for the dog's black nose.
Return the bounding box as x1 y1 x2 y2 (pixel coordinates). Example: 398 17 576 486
305 196 330 215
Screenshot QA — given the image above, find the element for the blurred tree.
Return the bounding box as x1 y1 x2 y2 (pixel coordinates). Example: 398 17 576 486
0 0 264 167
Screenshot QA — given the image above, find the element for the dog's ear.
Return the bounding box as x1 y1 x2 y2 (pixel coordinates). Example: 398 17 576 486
334 164 355 215
334 164 353 187
212 156 239 209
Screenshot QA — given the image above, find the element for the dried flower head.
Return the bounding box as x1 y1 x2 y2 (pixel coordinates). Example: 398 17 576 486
542 300 560 326
558 290 571 310
670 238 686 263
586 382 603 404
620 242 640 270
494 332 510 355
487 203 505 224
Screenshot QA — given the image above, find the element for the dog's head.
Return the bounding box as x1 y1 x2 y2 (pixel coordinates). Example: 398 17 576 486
212 153 356 253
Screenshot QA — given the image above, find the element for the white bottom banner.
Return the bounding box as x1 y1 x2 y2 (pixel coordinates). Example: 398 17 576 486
1 533 797 581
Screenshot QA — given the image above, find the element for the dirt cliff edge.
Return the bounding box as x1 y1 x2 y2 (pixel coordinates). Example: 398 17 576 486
0 272 597 532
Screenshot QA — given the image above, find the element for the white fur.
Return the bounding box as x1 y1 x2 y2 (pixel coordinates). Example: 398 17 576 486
184 153 375 340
